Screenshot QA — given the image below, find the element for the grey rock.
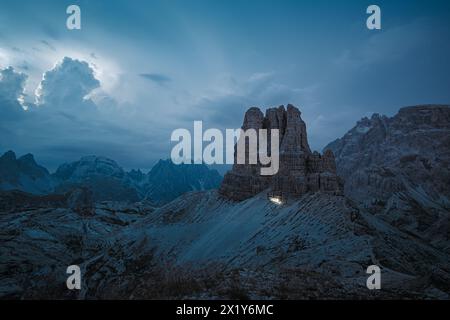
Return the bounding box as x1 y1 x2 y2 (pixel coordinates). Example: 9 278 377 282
325 105 450 252
220 104 342 201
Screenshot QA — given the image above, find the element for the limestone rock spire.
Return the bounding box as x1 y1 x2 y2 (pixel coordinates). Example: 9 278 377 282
220 104 342 201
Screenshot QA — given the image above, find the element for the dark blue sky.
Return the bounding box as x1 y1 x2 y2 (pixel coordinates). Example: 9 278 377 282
1 0 450 170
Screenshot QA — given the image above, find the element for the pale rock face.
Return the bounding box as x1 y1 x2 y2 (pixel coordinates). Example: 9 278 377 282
220 104 341 201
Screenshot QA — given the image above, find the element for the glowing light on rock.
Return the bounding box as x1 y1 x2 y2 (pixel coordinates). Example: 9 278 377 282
269 196 282 205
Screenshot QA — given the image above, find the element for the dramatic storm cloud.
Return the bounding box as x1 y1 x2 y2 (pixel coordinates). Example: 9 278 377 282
36 57 100 107
0 67 27 105
0 67 28 122
0 0 450 170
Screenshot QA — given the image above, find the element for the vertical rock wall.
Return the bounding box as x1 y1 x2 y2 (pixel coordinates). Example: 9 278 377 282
220 104 342 201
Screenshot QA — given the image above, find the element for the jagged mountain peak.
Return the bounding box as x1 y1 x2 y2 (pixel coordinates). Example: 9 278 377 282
127 168 145 182
18 153 39 166
0 150 17 161
0 150 53 194
220 104 341 201
55 155 122 171
0 151 223 204
145 159 222 205
54 155 125 181
325 104 450 253
0 150 48 173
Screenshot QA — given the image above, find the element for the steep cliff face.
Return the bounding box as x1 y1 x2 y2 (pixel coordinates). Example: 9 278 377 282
220 104 342 201
325 105 450 251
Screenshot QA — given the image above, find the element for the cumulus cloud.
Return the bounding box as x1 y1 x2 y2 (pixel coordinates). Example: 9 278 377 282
0 67 27 119
0 66 27 104
36 57 100 107
0 56 168 170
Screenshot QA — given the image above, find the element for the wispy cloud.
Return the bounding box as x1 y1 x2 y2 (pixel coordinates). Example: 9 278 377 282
139 73 171 86
40 40 56 51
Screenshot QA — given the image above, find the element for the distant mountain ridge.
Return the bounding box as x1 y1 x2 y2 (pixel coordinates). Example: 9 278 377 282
145 159 223 205
0 151 54 194
0 151 223 204
52 156 141 203
325 105 450 252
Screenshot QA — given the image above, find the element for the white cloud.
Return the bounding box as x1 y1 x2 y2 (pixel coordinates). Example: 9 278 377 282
0 56 170 169
0 67 27 103
0 66 28 117
35 57 100 107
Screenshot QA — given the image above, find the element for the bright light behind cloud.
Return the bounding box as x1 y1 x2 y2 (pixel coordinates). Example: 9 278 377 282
1 0 450 171
0 42 121 106
0 49 11 67
40 47 121 100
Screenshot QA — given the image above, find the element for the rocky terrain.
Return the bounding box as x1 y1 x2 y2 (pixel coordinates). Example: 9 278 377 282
1 188 449 299
0 188 154 299
1 104 449 300
325 105 450 254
